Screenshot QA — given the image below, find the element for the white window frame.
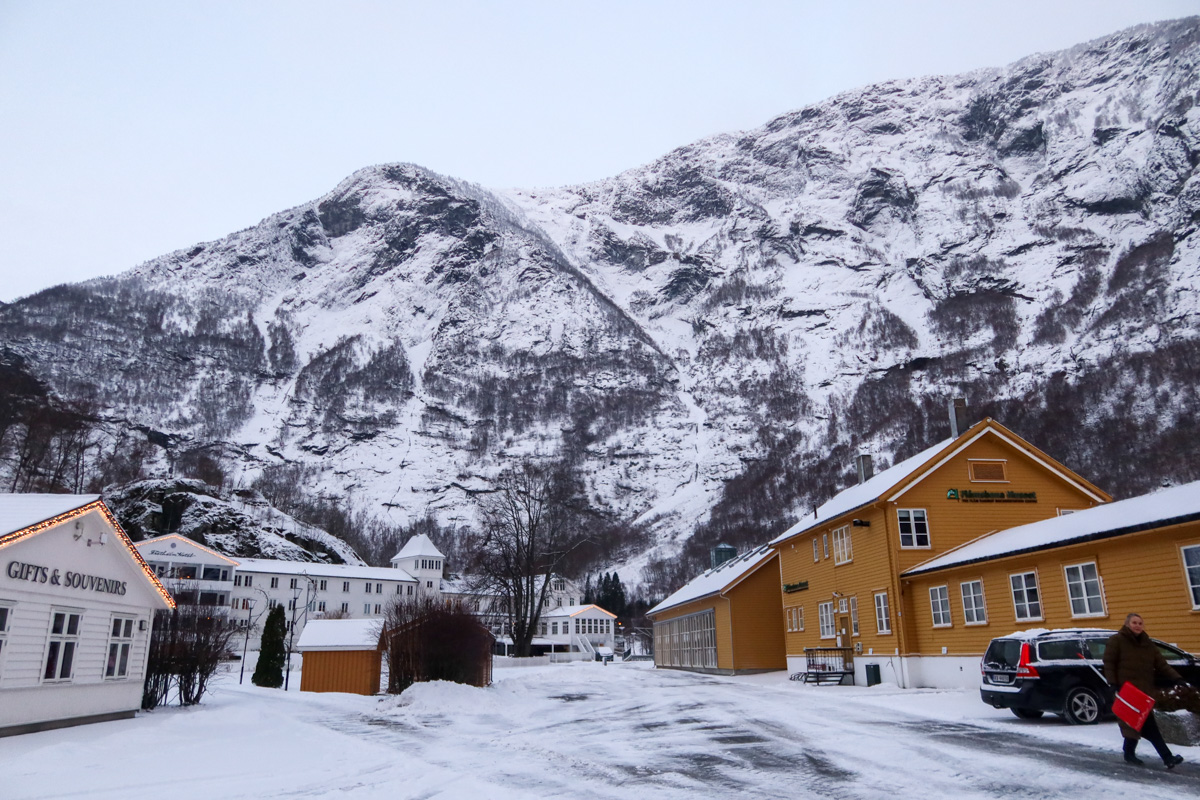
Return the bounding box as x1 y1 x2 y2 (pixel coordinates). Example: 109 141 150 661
1010 570 1043 621
0 601 12 669
929 585 952 627
849 596 859 637
319 580 327 591
105 615 136 680
961 580 988 625
270 577 279 589
43 608 83 683
363 604 371 615
897 509 931 549
813 538 819 562
340 602 349 613
1063 562 1106 618
832 525 853 565
1181 544 1200 609
822 534 829 559
786 606 804 632
874 592 892 635
967 458 1009 483
818 602 835 639
289 578 298 590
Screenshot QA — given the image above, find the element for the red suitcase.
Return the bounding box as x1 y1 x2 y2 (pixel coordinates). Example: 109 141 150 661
1112 682 1155 731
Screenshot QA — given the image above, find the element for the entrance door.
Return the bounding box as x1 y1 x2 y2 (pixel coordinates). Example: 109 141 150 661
837 615 851 647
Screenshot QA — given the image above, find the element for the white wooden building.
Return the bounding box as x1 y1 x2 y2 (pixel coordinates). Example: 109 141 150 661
0 495 175 737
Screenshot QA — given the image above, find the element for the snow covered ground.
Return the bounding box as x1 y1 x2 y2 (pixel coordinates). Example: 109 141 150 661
4 660 1198 799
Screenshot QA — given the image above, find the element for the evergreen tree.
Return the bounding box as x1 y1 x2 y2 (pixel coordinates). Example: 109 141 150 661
583 574 594 605
252 604 287 688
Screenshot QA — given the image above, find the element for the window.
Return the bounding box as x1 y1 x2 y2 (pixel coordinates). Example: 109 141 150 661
1064 562 1105 617
968 459 1008 482
44 610 82 682
407 585 414 596
832 526 853 565
0 602 11 663
427 581 433 589
270 577 279 589
653 609 717 670
850 596 859 636
1010 571 1042 621
376 583 382 594
288 599 297 611
234 575 243 587
874 592 891 634
340 603 349 613
897 509 930 548
785 606 804 632
1182 545 1200 608
818 602 835 638
374 604 381 615
365 582 372 593
317 602 326 612
813 538 819 562
201 566 225 581
552 622 559 635
105 616 136 679
243 575 252 587
319 580 327 591
289 578 298 590
961 580 987 625
822 534 829 559
364 604 371 615
929 586 951 627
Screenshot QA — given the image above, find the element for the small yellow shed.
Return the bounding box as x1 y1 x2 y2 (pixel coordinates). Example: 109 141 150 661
297 619 382 695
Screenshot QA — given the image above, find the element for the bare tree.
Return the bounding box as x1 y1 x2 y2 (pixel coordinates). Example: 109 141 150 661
381 595 493 692
142 602 239 709
469 461 586 657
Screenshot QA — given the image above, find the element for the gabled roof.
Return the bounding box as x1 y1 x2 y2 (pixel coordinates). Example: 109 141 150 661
391 533 445 562
0 493 101 539
135 533 241 565
0 494 175 609
904 480 1200 577
543 603 617 619
769 419 1109 546
647 544 778 617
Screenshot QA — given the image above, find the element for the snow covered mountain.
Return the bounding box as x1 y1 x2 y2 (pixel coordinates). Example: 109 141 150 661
2 18 1198 583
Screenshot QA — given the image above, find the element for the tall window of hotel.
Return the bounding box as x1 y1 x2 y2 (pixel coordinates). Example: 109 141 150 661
961 580 987 624
1064 562 1105 617
874 592 891 634
786 606 805 632
832 526 853 565
654 610 716 670
105 616 135 679
929 586 952 627
897 509 930 548
1183 545 1200 608
43 609 82 682
1010 571 1042 621
818 602 835 638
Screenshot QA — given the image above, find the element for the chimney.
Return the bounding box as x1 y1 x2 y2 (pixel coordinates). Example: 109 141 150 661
710 544 738 570
948 398 968 439
855 454 874 485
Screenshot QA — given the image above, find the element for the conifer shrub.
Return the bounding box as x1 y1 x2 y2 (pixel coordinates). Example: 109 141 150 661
252 605 287 688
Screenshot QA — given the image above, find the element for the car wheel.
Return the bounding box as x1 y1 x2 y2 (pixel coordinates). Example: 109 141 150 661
1064 686 1101 725
1011 707 1044 720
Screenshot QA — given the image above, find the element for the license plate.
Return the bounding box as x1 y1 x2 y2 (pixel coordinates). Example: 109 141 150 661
988 673 1014 685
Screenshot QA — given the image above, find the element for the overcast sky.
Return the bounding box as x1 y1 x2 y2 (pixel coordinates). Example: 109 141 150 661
1 1 1196 302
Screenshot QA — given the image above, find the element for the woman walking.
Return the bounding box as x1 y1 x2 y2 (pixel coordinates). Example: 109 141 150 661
1103 613 1185 769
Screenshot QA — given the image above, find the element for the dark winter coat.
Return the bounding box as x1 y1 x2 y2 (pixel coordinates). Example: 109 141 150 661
1103 625 1182 739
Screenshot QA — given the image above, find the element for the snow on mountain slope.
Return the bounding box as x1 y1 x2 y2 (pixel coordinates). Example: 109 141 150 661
1 19 1199 584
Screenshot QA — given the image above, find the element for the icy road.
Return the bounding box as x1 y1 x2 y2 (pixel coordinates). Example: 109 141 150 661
3 661 1197 799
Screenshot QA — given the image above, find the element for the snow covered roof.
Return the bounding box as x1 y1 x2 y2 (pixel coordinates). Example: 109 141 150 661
296 619 382 651
904 480 1200 577
647 544 778 617
543 604 617 619
0 494 101 539
392 533 444 561
769 419 1107 546
236 557 416 582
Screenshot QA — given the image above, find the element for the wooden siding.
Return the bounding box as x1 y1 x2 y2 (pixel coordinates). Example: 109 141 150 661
775 424 1107 660
727 554 786 671
300 649 381 695
650 595 733 671
903 519 1200 656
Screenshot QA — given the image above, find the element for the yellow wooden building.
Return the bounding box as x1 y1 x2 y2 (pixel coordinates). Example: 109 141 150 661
647 545 786 674
296 619 382 695
902 480 1200 662
769 418 1110 688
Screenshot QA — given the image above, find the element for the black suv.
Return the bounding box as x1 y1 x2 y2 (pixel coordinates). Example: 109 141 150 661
980 628 1200 724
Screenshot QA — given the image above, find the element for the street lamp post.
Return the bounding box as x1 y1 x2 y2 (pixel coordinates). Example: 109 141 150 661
238 597 257 684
